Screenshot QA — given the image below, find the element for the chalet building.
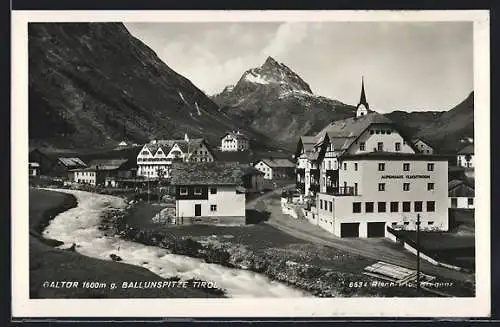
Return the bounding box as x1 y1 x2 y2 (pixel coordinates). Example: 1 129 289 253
28 149 87 177
411 137 435 154
295 78 449 238
71 158 135 186
136 135 214 179
448 179 475 209
220 131 249 152
28 162 40 176
457 144 474 168
254 158 295 180
295 136 321 195
170 162 246 225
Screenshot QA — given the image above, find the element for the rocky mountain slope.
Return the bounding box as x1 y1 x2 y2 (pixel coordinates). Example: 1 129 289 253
28 23 281 150
385 92 474 153
211 57 356 147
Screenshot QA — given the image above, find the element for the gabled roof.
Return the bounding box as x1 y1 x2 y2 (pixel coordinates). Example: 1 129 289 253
448 179 475 197
222 131 249 140
411 137 436 149
317 112 393 141
213 150 252 164
240 164 265 176
170 162 244 186
86 158 129 171
144 138 208 155
57 157 87 169
295 136 318 160
257 158 295 168
458 144 474 155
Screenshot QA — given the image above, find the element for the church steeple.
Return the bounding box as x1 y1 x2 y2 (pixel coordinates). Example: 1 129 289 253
356 76 369 117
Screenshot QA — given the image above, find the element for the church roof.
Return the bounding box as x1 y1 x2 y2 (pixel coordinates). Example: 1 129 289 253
358 77 369 110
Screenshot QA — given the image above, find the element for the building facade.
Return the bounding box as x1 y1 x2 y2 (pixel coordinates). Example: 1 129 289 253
457 144 474 168
316 155 449 237
71 159 133 186
448 179 475 209
29 162 40 176
254 158 295 180
220 131 249 152
170 162 246 225
295 78 449 238
136 136 214 178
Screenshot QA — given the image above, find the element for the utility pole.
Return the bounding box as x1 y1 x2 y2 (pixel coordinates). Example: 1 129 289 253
416 213 421 293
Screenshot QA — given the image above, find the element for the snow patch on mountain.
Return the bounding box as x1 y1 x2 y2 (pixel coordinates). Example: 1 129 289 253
178 91 188 105
194 102 202 116
244 72 270 85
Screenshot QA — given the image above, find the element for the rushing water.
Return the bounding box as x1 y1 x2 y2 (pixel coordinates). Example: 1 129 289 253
41 189 310 298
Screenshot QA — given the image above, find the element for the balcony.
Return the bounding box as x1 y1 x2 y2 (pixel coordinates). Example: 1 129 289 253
326 186 357 196
309 184 320 193
296 181 305 193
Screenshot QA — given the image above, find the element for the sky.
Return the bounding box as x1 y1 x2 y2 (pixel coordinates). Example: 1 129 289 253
124 21 473 113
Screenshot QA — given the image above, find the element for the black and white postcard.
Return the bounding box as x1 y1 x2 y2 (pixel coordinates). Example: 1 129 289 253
12 10 490 318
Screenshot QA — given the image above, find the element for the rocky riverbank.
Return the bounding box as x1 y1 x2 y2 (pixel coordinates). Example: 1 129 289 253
101 207 439 297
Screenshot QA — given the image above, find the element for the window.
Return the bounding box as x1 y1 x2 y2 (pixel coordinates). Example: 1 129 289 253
403 183 410 191
210 187 217 194
210 205 217 212
378 202 386 212
403 163 410 171
427 163 434 171
360 142 365 151
194 187 202 195
451 198 457 208
404 222 410 226
428 221 434 225
180 187 188 195
370 130 374 135
392 222 397 226
403 202 411 212
343 163 347 170
378 163 385 171
390 202 399 212
386 130 392 135
414 201 423 212
468 198 474 205
427 183 434 190
353 202 361 213
377 142 383 151
381 130 386 135
395 142 401 152
329 201 333 212
378 183 385 191
376 130 380 134
365 202 374 213
320 199 323 209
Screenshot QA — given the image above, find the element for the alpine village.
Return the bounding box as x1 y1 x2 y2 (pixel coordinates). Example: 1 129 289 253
28 23 476 299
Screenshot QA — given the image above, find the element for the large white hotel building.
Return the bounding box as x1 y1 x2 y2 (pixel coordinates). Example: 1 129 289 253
295 79 449 238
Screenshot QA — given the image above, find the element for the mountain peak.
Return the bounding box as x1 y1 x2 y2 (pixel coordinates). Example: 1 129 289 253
263 56 280 68
230 57 313 96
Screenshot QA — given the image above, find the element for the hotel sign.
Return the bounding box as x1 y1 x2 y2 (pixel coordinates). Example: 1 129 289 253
381 175 431 179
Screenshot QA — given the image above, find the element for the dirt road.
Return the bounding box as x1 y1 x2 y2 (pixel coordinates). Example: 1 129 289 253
248 185 474 283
